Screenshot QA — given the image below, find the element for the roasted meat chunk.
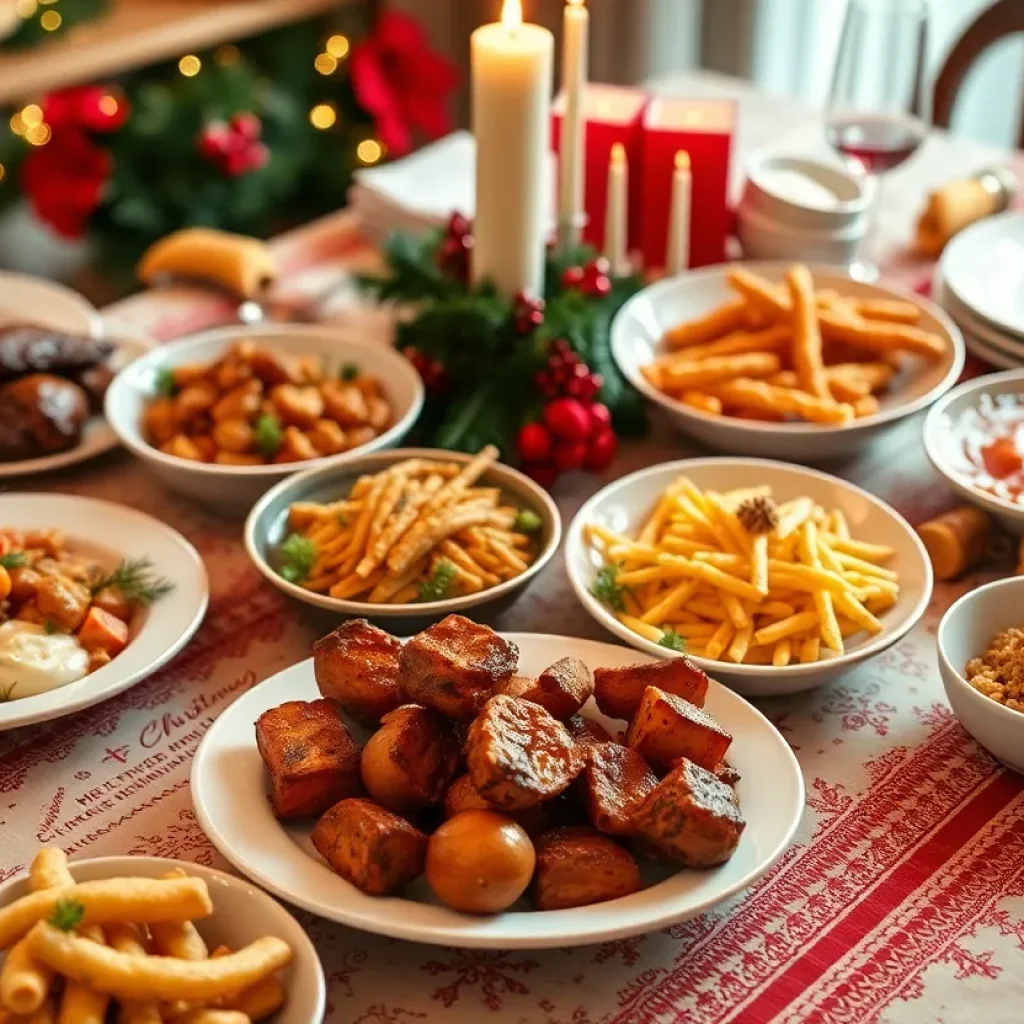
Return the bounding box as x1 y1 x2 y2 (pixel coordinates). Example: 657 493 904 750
442 773 550 836
0 374 90 461
313 619 404 725
633 758 745 867
500 657 594 720
531 827 642 910
312 798 427 895
255 699 361 818
626 686 731 771
581 742 659 836
593 656 709 721
564 713 613 748
714 763 741 787
360 704 460 813
466 694 584 810
399 614 518 719
0 324 112 381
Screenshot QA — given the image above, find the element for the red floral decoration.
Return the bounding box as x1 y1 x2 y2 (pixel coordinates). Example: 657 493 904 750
43 85 129 133
349 10 460 157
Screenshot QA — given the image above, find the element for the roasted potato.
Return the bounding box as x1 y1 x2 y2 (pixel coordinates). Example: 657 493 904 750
633 759 745 867
580 742 659 836
530 827 642 910
255 699 362 818
400 614 518 719
312 797 428 895
500 657 593 720
313 619 404 725
360 704 460 813
626 686 732 771
564 713 613 748
466 694 584 810
593 656 709 721
442 772 551 836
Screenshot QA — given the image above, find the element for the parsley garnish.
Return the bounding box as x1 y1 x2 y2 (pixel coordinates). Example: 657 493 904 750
417 559 457 603
658 627 687 653
339 363 359 381
592 564 628 612
154 367 179 398
89 558 174 606
49 899 85 932
0 551 26 569
513 509 542 534
44 620 60 635
278 533 317 584
254 413 283 458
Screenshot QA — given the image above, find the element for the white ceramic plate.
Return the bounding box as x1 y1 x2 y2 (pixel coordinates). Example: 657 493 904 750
0 856 326 1024
941 212 1024 340
612 262 964 461
933 268 1024 365
0 495 208 731
0 271 103 338
191 633 804 949
565 458 933 695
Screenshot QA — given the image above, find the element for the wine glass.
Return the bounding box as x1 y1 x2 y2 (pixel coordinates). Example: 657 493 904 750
825 0 928 280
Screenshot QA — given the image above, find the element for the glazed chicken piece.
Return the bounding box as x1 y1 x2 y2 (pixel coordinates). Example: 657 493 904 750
466 694 584 810
593 656 709 721
499 657 594 721
0 374 90 461
312 797 427 896
626 686 732 772
255 699 362 818
313 619 404 725
633 758 745 867
580 742 659 836
399 614 518 719
530 827 642 910
0 324 112 381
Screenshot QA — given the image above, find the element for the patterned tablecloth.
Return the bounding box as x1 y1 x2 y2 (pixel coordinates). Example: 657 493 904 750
4 145 1024 1024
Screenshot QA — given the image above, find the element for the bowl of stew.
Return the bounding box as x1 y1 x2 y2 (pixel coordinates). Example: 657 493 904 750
923 368 1024 534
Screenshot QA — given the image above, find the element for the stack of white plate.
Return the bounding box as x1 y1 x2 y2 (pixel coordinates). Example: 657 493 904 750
933 211 1024 369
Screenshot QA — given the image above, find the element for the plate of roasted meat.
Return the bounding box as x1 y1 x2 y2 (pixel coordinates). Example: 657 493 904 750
191 617 803 947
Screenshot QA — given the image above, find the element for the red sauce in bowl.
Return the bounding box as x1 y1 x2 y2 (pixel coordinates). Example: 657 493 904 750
946 394 1024 504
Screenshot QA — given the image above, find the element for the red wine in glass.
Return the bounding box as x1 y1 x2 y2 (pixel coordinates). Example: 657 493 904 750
825 115 926 173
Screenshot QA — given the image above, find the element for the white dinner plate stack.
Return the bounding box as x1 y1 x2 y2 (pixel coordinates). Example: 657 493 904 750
933 211 1024 369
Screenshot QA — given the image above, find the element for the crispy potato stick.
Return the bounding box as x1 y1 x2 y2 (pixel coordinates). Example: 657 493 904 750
661 352 781 391
704 621 735 660
663 297 749 348
750 534 769 595
367 557 427 603
57 982 108 1024
772 639 792 666
716 378 855 425
0 879 212 952
852 395 879 418
639 579 700 625
823 534 893 562
726 267 789 319
357 475 445 578
800 636 821 663
655 325 792 366
833 591 883 635
726 623 753 663
753 610 819 646
833 551 899 581
417 446 499 521
0 936 53 1015
227 975 286 1021
616 613 663 644
27 925 290 1003
678 391 723 415
657 554 764 601
798 522 843 653
27 852 71 894
818 309 946 360
787 264 829 399
850 297 922 323
104 924 166 1024
149 871 208 962
386 501 496 576
775 498 816 539
168 1011 250 1024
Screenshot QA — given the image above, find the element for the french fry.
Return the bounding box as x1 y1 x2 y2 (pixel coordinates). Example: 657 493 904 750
726 623 753 663
663 297 749 348
726 267 789 319
657 325 791 364
772 639 792 666
639 579 700 625
752 610 819 647
799 636 821 663
704 621 735 660
716 379 855 425
818 309 947 360
661 352 782 391
679 391 723 416
106 925 162 1024
149 870 208 962
0 936 53 1015
797 522 843 653
787 264 829 399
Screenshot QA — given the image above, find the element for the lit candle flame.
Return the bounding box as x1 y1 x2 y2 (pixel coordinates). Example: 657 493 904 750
611 142 625 166
502 0 523 32
675 150 691 171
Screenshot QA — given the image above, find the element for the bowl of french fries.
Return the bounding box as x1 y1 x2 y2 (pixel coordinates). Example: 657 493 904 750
565 457 933 695
245 446 561 626
611 262 963 461
0 849 326 1024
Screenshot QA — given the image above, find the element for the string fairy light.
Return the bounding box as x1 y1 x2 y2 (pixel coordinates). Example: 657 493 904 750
20 104 43 127
25 123 51 146
309 103 337 130
98 94 119 117
325 34 349 59
9 113 25 136
356 139 383 165
178 54 201 77
39 9 61 30
214 44 241 66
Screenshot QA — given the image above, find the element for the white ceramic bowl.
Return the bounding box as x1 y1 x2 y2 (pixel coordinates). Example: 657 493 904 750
611 262 964 462
565 457 933 695
105 322 424 515
922 367 1024 535
245 448 561 629
937 576 1024 775
0 271 103 338
0 855 325 1024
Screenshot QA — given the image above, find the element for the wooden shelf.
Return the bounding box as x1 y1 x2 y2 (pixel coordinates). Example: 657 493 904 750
0 0 353 106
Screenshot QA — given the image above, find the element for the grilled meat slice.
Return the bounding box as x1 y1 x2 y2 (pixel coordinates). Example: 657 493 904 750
0 324 112 381
626 686 731 771
530 827 641 910
580 742 659 836
0 374 89 460
593 656 709 721
500 656 594 720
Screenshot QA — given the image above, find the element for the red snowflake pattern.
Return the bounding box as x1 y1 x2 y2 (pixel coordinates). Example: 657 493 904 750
813 681 897 735
422 950 539 1010
127 809 215 863
944 943 1001 981
592 935 646 967
351 1007 427 1024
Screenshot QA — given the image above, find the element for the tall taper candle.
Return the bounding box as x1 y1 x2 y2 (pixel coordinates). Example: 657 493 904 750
666 150 692 275
558 0 588 252
604 143 628 275
471 0 553 297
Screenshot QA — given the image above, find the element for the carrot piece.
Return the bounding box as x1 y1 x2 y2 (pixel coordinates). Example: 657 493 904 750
76 606 129 656
981 437 1022 480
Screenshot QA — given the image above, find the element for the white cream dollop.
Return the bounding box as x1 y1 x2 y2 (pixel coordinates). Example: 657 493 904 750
0 621 90 700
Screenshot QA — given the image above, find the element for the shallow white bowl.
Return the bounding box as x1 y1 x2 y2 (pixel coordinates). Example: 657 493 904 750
191 633 804 949
0 271 103 338
105 322 424 516
0 855 325 1024
937 576 1024 775
611 262 964 462
245 448 561 629
565 457 933 696
922 367 1024 535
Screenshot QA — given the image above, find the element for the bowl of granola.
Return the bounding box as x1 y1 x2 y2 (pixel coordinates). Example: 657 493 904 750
937 575 1024 774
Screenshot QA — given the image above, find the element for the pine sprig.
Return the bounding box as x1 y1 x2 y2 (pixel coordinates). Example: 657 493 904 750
89 559 174 606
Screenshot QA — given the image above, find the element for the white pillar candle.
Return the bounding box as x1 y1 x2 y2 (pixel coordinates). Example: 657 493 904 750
558 0 588 252
603 142 628 276
471 0 554 298
666 150 692 275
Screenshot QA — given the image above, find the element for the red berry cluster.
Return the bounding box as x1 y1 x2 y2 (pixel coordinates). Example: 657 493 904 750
197 112 269 177
512 290 544 335
402 346 447 395
561 256 612 298
518 397 617 488
438 212 473 283
535 339 602 402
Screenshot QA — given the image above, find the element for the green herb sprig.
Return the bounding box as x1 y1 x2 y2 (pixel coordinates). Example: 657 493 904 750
154 367 179 398
0 551 27 570
49 899 85 932
278 533 317 584
90 558 174 606
417 559 457 603
592 564 629 612
658 627 687 653
339 362 359 382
